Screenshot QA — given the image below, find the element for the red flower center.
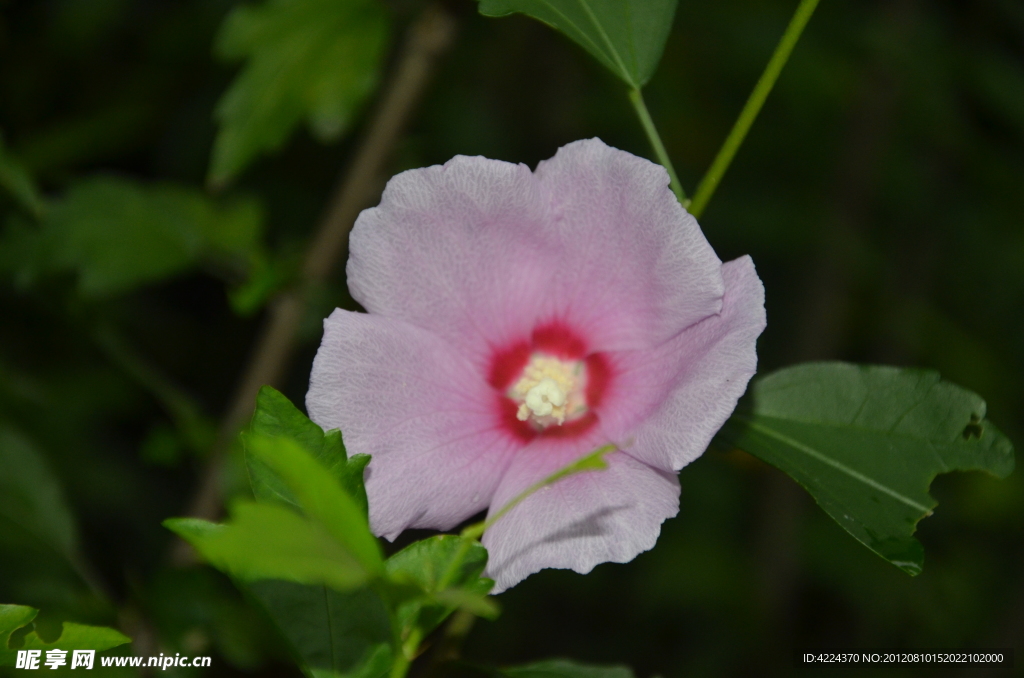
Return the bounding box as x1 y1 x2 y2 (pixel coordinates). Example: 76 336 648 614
488 322 610 442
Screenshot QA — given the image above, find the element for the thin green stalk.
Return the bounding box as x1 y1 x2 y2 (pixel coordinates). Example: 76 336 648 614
628 88 686 204
436 444 614 596
401 444 615 677
389 625 422 678
688 0 821 219
463 444 615 542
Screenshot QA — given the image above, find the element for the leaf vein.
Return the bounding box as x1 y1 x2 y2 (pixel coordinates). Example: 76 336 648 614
741 417 933 514
573 0 633 84
534 0 612 69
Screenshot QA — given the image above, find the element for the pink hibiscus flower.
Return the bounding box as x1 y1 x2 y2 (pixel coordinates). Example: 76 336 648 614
307 138 766 592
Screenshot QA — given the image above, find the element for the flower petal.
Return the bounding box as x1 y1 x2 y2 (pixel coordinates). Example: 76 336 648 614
346 155 560 366
306 310 520 539
534 138 725 351
482 442 680 593
599 256 766 472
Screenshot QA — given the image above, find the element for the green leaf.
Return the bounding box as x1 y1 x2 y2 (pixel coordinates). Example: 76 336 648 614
163 516 224 542
385 535 495 638
499 659 635 678
338 451 372 523
718 362 1016 575
430 588 499 620
246 386 370 520
0 604 37 650
0 176 265 297
247 581 392 678
164 503 371 591
209 0 390 187
1 604 130 666
0 133 44 218
249 386 328 461
477 0 677 88
245 435 382 575
227 254 293 316
0 426 77 564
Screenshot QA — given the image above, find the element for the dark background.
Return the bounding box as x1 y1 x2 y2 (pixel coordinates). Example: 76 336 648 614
1 0 1022 676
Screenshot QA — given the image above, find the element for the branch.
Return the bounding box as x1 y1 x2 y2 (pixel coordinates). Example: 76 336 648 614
170 3 459 563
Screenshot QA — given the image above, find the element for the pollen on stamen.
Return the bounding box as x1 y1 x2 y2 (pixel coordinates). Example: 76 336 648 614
509 354 585 428
518 378 567 422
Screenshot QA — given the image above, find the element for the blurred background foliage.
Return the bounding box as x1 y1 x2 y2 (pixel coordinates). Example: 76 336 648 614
0 0 1022 676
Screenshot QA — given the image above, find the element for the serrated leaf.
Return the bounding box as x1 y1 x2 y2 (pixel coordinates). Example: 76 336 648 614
386 535 495 637
0 426 77 564
0 133 44 218
717 362 1016 575
245 435 382 574
0 604 130 666
477 0 677 88
247 581 391 678
165 503 371 591
0 176 265 297
246 386 369 519
499 659 635 678
249 386 327 461
209 0 390 186
338 452 371 522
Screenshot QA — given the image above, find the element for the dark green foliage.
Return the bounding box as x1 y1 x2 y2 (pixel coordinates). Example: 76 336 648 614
718 363 1015 574
166 502 375 591
0 177 266 297
248 581 392 678
236 390 394 676
176 389 496 677
387 536 497 639
1 1 1022 676
499 660 634 678
168 439 391 675
169 423 384 589
236 392 395 677
245 434 383 573
0 134 43 218
0 604 129 666
0 426 77 566
209 0 390 186
247 386 370 519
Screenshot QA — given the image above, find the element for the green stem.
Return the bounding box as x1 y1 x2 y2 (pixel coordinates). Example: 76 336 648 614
437 445 615 596
393 444 615 677
389 625 422 678
688 0 821 219
463 444 615 543
628 88 686 204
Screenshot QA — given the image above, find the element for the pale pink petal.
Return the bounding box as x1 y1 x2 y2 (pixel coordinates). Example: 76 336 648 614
306 310 520 539
598 256 766 472
346 155 561 367
482 442 680 593
310 139 767 593
534 138 725 351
